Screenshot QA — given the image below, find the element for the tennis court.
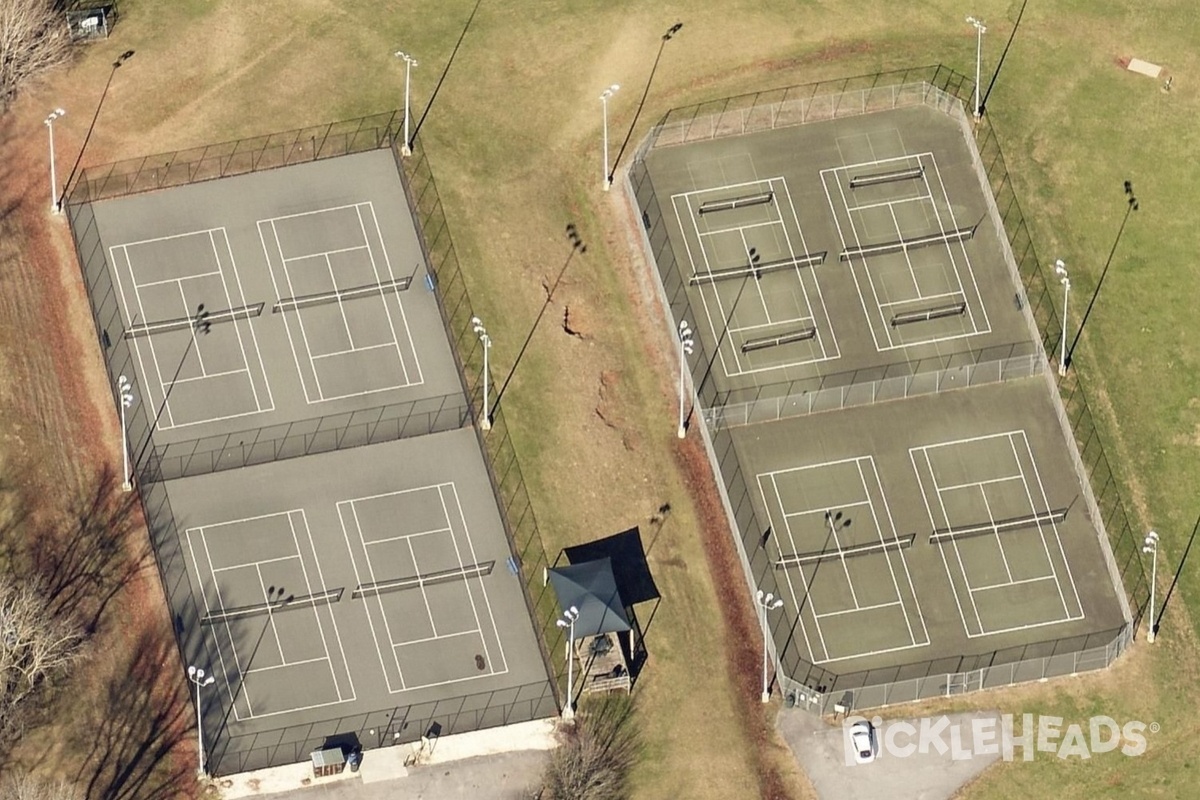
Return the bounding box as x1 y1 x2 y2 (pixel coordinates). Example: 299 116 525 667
631 97 1128 702
739 378 1123 676
86 148 463 447
643 104 1028 396
164 428 550 759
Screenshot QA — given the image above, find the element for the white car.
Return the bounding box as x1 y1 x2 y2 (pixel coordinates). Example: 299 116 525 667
849 720 877 764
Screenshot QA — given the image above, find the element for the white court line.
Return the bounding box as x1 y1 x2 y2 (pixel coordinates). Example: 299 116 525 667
135 270 223 288
815 600 902 619
407 533 440 638
186 510 355 719
971 575 1056 592
834 171 894 349
1008 431 1081 621
978 485 1015 583
282 244 369 261
172 368 250 385
365 527 454 547
361 202 422 387
439 483 502 673
212 554 299 572
912 431 1083 638
348 499 408 690
337 499 403 694
821 171 884 351
924 155 991 335
324 252 358 351
848 194 932 213
301 508 356 703
759 455 927 664
254 563 286 667
673 176 836 378
935 475 1023 492
245 657 329 675
286 510 342 703
213 224 273 413
312 342 397 360
782 499 872 519
877 290 965 308
697 219 783 237
857 458 923 646
270 219 327 401
394 629 482 647
924 447 985 634
185 527 249 717
114 227 273 431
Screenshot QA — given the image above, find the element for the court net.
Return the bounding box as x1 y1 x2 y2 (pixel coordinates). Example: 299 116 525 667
698 191 774 214
890 300 967 327
741 326 817 353
838 224 976 262
849 165 924 188
351 560 495 599
123 303 264 339
689 251 827 285
774 533 915 569
930 508 1069 543
272 276 412 313
200 587 344 625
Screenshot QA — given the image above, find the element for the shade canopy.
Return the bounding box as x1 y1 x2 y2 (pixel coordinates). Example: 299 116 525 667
548 557 631 638
562 527 660 606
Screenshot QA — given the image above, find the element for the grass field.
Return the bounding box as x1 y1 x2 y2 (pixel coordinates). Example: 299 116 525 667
5 0 1200 798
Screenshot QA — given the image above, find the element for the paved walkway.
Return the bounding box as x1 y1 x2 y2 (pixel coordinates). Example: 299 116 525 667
777 709 1003 800
214 719 556 800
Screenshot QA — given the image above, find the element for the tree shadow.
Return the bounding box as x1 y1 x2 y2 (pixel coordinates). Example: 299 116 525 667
1 466 147 636
72 623 193 800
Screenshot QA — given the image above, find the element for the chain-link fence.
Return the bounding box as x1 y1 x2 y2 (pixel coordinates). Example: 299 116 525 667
629 65 1148 713
63 115 565 774
65 111 402 204
397 135 569 711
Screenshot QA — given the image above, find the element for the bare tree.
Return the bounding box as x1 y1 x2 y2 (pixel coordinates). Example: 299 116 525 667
0 575 86 742
542 694 641 800
0 774 82 800
0 0 73 113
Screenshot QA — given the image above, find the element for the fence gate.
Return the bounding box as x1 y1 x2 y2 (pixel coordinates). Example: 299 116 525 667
946 669 984 695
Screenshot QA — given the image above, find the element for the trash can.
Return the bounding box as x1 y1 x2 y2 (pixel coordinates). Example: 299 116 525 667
347 750 362 773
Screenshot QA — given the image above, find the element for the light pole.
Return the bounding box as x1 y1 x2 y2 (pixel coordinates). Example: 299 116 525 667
755 590 784 703
187 665 216 777
1143 531 1159 643
44 108 66 213
600 84 619 191
677 319 694 438
1055 260 1069 376
117 375 135 492
471 316 492 431
966 16 987 119
395 50 418 156
555 605 580 720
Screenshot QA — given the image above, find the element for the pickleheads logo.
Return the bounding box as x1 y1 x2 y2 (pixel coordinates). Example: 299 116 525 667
841 714 1155 765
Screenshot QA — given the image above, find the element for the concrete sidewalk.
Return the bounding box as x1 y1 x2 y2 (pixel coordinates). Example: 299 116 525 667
213 719 557 800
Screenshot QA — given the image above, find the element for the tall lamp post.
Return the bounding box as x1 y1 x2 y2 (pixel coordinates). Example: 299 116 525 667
44 108 66 213
677 319 694 438
187 665 216 777
1054 260 1069 376
1143 531 1159 643
755 589 784 703
471 317 492 430
395 50 418 156
555 605 580 720
117 375 135 492
966 16 987 119
600 84 620 191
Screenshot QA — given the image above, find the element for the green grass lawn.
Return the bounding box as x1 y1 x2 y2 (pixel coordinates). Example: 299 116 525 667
17 0 1200 797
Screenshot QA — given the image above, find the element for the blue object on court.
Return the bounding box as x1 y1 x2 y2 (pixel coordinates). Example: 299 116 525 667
507 555 519 575
424 273 436 292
